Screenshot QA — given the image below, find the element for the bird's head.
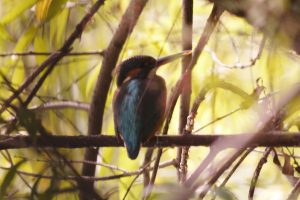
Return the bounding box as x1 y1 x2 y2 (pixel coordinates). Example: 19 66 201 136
116 50 192 87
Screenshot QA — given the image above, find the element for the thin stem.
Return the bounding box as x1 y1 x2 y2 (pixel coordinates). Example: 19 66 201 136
204 34 267 69
248 147 272 200
0 160 175 181
14 156 126 172
193 108 241 133
212 147 254 200
28 101 90 111
0 50 104 57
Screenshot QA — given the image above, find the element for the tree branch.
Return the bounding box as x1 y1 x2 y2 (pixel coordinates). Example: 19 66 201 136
180 80 251 185
28 101 90 111
248 147 272 200
0 50 104 57
1 132 300 150
0 160 176 181
204 34 267 69
81 0 149 198
177 0 193 183
212 147 254 200
0 0 106 113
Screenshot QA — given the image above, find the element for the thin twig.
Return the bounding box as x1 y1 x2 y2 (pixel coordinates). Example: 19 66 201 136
38 126 103 200
196 83 300 198
28 101 90 111
286 178 300 200
204 34 267 69
183 148 219 188
164 5 224 141
180 81 252 184
143 148 154 190
248 147 272 200
271 149 299 186
123 162 152 200
14 156 126 172
219 20 240 63
170 4 224 187
254 148 300 159
56 61 101 97
123 155 174 199
0 50 104 57
144 149 162 199
0 160 175 181
23 51 71 107
193 108 241 133
198 148 247 199
0 0 106 114
211 147 254 200
144 8 183 199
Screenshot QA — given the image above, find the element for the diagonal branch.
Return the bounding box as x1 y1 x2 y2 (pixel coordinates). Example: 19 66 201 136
145 4 224 192
0 160 176 181
186 83 300 196
180 80 252 184
248 147 272 200
80 0 149 198
211 147 254 200
0 0 106 113
204 34 267 69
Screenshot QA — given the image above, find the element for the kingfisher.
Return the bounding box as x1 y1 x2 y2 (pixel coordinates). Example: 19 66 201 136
113 50 192 159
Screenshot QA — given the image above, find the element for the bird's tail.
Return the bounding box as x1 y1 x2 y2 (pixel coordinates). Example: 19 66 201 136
123 134 141 160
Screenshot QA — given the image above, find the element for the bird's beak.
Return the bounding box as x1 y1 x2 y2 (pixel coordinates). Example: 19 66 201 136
156 50 192 67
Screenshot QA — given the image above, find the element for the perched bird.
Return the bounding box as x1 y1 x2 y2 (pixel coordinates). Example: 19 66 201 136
113 51 192 159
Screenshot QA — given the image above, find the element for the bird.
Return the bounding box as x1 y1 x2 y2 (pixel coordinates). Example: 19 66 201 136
113 50 192 159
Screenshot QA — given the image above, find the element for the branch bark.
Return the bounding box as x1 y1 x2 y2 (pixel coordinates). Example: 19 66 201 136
177 0 193 183
1 132 300 149
0 50 104 57
0 0 106 113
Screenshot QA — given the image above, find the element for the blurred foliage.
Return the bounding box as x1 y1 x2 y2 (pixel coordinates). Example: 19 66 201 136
0 0 300 199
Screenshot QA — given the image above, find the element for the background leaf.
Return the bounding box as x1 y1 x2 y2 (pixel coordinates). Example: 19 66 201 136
0 0 42 25
0 23 13 42
35 0 53 22
0 160 25 200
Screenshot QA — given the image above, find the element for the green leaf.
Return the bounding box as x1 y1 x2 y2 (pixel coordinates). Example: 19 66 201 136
34 35 47 66
56 8 69 45
0 160 25 200
215 188 235 200
29 177 41 200
39 167 59 200
14 25 37 52
35 0 68 26
46 0 67 22
11 60 25 86
0 23 13 42
35 0 53 22
0 0 42 25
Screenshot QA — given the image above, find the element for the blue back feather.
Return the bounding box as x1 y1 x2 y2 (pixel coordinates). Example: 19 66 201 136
114 78 166 159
